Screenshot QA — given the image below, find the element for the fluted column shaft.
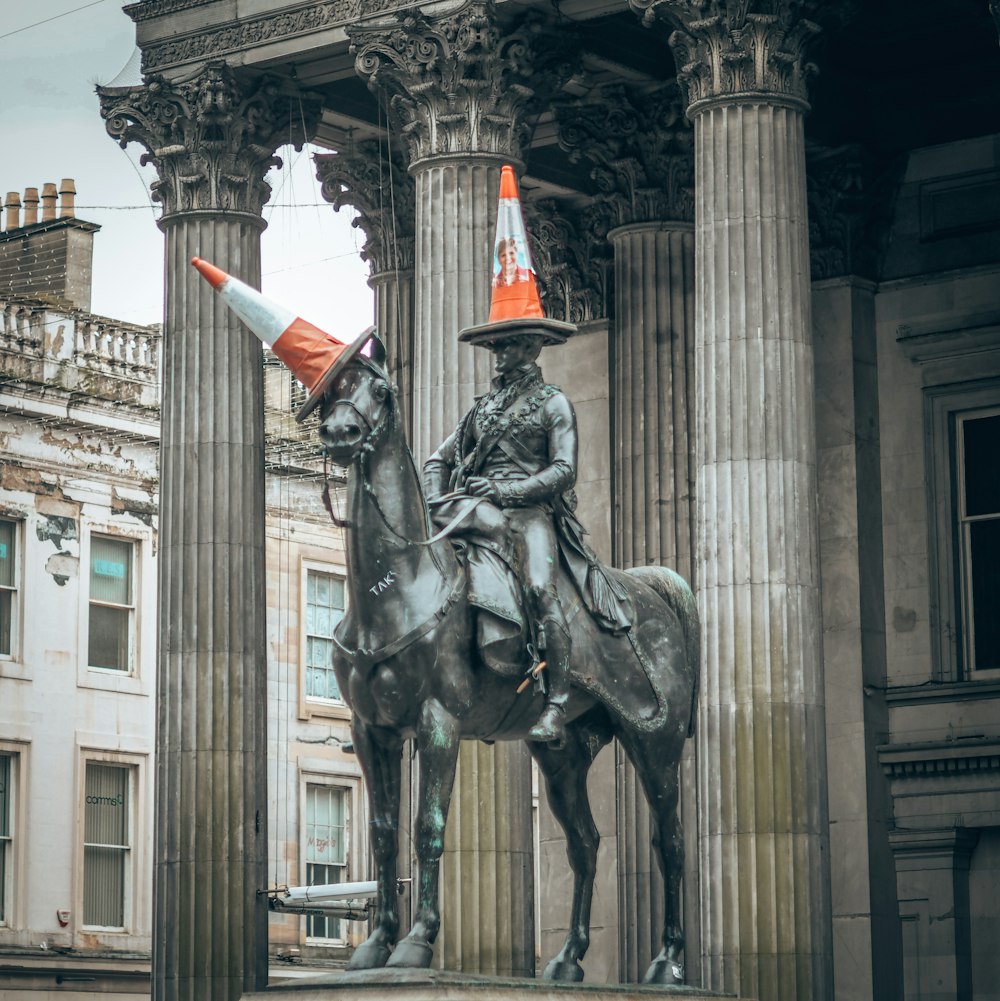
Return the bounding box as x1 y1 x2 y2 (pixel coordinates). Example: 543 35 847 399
157 212 268 1001
609 221 699 983
694 100 831 1000
410 155 497 459
371 267 416 430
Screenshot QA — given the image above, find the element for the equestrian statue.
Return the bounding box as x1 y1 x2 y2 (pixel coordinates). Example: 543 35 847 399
190 167 700 986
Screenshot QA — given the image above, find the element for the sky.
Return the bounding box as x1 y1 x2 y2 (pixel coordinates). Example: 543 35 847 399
4 0 374 335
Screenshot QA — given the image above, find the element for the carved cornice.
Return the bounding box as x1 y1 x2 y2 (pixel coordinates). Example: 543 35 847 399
135 0 427 74
629 0 821 114
806 144 903 282
315 143 415 276
524 198 614 324
556 82 693 227
349 1 576 164
879 739 1000 780
98 62 321 219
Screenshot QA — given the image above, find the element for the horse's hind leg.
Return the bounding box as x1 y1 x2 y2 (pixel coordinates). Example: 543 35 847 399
531 714 611 982
347 721 403 970
618 727 686 985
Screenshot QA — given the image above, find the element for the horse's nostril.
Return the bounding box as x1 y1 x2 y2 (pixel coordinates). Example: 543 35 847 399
345 423 362 440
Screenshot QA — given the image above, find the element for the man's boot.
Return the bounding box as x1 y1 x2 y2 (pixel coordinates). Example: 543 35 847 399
529 622 571 743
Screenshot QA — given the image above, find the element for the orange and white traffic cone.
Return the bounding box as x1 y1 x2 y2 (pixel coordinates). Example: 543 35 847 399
458 166 575 347
191 257 376 421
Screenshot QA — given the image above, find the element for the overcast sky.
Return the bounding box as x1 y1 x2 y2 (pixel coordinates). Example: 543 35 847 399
5 0 374 335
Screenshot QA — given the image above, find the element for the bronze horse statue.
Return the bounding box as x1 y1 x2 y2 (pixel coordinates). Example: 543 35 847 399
318 342 699 985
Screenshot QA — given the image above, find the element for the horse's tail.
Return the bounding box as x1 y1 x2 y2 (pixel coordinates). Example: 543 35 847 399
627 565 700 738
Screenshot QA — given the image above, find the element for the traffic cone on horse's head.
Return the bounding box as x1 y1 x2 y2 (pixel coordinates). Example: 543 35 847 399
459 164 576 347
190 257 376 421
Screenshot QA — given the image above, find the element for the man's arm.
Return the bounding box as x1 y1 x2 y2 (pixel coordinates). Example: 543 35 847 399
422 429 459 503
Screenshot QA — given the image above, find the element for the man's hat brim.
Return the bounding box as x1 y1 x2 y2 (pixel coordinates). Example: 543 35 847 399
295 324 379 423
458 316 577 347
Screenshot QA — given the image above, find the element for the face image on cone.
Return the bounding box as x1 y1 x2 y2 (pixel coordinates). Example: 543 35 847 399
493 235 530 288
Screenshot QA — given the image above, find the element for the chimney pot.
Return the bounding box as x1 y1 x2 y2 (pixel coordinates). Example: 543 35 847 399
4 192 21 231
59 178 76 219
41 183 57 222
23 187 39 226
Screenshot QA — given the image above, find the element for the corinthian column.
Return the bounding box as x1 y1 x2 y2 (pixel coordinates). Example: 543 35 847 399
558 81 699 983
631 3 833 999
99 64 318 1001
315 144 416 428
348 3 571 977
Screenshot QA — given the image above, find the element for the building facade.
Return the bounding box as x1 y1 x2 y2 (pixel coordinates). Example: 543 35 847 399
92 2 1000 1001
0 190 366 996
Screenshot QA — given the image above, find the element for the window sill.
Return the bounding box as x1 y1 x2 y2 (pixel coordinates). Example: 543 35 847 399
0 659 30 681
301 699 351 723
78 668 147 697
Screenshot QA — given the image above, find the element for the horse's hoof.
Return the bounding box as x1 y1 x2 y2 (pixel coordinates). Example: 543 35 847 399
642 958 684 985
543 958 585 982
386 939 434 969
347 940 392 970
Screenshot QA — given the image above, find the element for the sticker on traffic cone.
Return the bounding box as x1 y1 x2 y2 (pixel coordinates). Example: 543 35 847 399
191 257 376 421
459 166 576 347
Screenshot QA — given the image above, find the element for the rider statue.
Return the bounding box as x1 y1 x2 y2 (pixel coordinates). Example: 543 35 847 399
423 322 630 744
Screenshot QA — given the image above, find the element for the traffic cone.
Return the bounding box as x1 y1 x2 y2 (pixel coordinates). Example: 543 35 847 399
459 166 575 347
191 257 376 421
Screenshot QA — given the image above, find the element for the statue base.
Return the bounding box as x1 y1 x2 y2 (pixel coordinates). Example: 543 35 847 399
244 967 740 1000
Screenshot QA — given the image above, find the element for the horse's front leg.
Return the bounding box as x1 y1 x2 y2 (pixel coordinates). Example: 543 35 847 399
386 699 460 969
347 720 403 971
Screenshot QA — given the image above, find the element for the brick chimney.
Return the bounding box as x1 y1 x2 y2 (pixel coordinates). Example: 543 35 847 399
0 178 100 312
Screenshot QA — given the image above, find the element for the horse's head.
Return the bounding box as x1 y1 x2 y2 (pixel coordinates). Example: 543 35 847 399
318 354 396 467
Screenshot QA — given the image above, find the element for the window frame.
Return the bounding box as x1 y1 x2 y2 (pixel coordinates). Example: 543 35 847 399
297 769 363 949
77 523 153 695
0 745 26 931
299 559 349 719
926 378 1000 682
87 533 137 674
0 517 22 668
78 753 140 935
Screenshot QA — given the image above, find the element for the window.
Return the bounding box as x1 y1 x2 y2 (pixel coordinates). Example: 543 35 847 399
0 753 13 925
83 762 132 929
305 570 345 701
88 536 135 672
0 520 18 658
957 409 1000 674
305 783 348 943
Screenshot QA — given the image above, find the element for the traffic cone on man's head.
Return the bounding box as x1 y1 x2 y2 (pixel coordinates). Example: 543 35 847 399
459 165 576 347
191 257 376 421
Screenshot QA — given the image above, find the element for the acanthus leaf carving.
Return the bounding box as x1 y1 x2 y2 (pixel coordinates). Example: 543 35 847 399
98 62 321 218
556 82 693 227
629 0 823 112
349 1 577 163
314 142 415 276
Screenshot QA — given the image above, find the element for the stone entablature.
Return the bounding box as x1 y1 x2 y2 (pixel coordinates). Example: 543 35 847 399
879 739 1000 779
0 296 161 409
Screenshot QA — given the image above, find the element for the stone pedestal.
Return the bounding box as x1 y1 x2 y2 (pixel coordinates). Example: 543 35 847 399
242 967 743 1000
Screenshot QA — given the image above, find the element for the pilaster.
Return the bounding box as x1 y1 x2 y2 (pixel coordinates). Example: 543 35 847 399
348 3 568 976
98 63 319 1001
630 3 832 999
889 828 980 1001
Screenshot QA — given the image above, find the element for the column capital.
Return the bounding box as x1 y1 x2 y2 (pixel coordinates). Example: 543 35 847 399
525 197 614 325
349 1 574 163
98 61 321 221
315 143 415 277
630 0 822 114
556 82 693 227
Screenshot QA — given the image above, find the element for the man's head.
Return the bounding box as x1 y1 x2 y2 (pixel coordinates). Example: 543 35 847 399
488 333 544 375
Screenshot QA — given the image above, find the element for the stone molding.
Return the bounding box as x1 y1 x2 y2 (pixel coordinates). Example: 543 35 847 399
349 1 574 163
98 62 321 219
888 827 981 868
133 0 426 73
524 197 614 324
315 143 415 275
555 82 694 226
878 739 1000 780
629 0 821 114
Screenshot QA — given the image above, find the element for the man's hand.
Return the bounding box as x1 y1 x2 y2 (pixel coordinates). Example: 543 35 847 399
465 476 501 503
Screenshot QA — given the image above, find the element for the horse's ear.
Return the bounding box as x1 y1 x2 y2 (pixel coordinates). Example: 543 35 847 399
369 334 387 369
